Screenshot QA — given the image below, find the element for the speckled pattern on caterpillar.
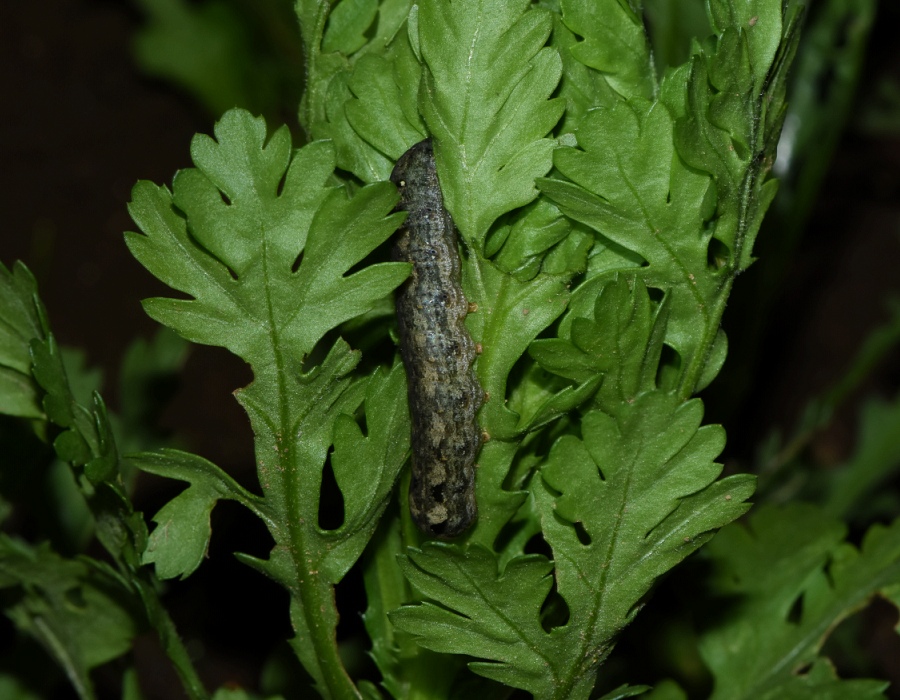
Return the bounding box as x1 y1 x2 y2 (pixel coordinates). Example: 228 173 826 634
390 139 483 538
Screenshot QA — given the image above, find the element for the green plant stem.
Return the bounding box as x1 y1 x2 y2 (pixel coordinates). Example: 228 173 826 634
299 0 335 136
269 358 360 700
290 557 360 700
678 277 733 402
136 579 209 700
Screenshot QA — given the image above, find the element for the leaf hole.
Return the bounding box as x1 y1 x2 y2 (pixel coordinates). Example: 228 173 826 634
707 237 730 270
793 662 814 676
573 520 591 546
318 453 345 531
524 531 553 559
655 344 682 392
291 250 304 273
786 593 804 625
539 574 569 632
218 190 232 206
646 286 665 305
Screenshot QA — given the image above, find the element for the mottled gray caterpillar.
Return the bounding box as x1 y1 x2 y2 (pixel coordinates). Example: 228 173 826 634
390 139 484 538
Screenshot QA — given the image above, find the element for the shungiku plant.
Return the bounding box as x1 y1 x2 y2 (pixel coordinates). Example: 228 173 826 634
1 1 898 699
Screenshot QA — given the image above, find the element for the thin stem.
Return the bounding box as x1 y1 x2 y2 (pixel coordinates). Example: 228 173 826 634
137 580 209 700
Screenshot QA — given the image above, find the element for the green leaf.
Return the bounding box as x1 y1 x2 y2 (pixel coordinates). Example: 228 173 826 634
322 362 410 581
534 393 753 697
490 200 586 281
755 658 888 699
643 0 711 71
644 679 689 700
127 110 415 698
133 450 265 580
323 0 379 55
0 261 45 419
465 259 571 442
29 333 152 574
234 343 406 698
596 685 653 700
0 537 142 700
673 2 801 273
20 276 206 698
320 70 398 182
707 0 784 92
0 673 44 700
821 392 900 522
126 110 408 361
344 39 426 167
550 10 622 134
530 276 667 411
393 390 752 699
540 99 723 398
698 505 900 699
391 544 564 698
417 0 565 247
558 0 656 101
361 511 467 699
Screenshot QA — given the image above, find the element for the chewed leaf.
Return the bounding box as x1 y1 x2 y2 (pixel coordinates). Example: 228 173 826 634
390 543 577 698
0 537 140 696
392 391 750 699
132 449 264 580
698 505 900 699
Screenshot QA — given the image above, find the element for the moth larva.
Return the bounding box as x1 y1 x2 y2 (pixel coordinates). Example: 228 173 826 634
391 139 484 539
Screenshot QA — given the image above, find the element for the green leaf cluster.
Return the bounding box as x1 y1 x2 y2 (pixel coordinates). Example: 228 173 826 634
122 0 807 697
0 263 203 699
3 0 897 698
697 504 898 699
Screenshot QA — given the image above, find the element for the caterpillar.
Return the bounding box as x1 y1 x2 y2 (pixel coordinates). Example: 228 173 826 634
390 139 484 539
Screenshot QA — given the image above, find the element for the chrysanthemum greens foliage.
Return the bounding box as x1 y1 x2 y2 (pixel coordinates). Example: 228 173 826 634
2 0 898 699
123 0 817 697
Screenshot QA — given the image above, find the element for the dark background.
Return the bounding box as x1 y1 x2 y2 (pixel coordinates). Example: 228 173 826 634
2 0 900 697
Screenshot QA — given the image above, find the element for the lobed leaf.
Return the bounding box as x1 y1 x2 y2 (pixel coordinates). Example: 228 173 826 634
127 112 408 364
558 0 656 102
698 505 900 699
418 0 564 247
393 387 752 699
539 98 724 398
132 449 266 580
0 537 141 700
0 261 46 419
391 543 568 698
127 109 413 699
